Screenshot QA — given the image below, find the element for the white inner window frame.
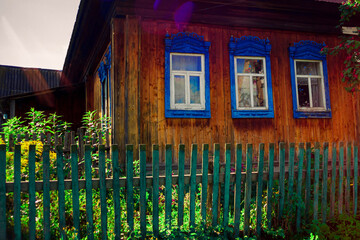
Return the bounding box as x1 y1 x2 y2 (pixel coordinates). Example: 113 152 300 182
234 56 268 110
170 53 205 110
294 59 326 111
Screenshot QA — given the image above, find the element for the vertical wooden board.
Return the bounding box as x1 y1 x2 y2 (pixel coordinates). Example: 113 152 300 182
288 143 295 198
322 143 329 224
85 145 94 240
43 145 51 240
234 144 243 237
13 145 21 240
152 145 160 237
223 144 231 227
339 142 344 215
256 143 265 236
313 142 320 221
28 145 36 240
267 143 275 230
111 145 121 240
190 144 198 229
296 143 305 232
278 142 285 221
330 143 337 218
0 145 6 239
165 144 172 229
178 144 185 227
244 144 253 236
126 145 134 231
71 145 80 239
139 145 147 239
56 145 66 240
212 144 220 227
354 145 358 216
99 145 108 240
305 142 312 221
346 142 351 213
201 144 209 223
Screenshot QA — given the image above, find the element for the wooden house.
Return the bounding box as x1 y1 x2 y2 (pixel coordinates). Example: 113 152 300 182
61 0 360 161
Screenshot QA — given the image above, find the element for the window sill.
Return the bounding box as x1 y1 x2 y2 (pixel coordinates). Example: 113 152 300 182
294 110 331 119
232 109 274 118
165 109 211 118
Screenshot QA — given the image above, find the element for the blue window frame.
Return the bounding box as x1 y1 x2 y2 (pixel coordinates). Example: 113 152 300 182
97 45 112 120
165 32 211 118
289 41 331 118
229 36 274 118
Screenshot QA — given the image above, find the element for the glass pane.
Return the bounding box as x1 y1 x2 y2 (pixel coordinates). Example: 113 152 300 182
297 77 310 107
311 78 324 108
296 61 321 75
190 76 201 104
238 76 251 107
236 58 264 74
253 77 266 107
172 55 202 71
174 75 185 104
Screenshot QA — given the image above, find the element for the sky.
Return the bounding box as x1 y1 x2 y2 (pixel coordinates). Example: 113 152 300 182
0 0 80 70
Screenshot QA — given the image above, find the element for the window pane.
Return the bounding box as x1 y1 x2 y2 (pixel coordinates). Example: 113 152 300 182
253 77 266 107
237 58 264 74
189 76 200 104
174 75 185 104
238 76 251 107
311 78 324 108
296 61 321 75
172 55 202 71
297 77 310 107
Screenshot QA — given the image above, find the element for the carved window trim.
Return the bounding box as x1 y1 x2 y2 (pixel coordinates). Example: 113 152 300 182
229 36 274 118
165 32 211 118
289 40 331 118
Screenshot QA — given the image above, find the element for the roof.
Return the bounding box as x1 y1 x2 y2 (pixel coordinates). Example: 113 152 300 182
62 0 346 85
0 65 61 98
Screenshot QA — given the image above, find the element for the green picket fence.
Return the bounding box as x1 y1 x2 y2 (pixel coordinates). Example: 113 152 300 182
0 142 359 239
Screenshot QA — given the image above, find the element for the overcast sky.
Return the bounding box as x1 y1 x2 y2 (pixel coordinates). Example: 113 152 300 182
0 0 80 70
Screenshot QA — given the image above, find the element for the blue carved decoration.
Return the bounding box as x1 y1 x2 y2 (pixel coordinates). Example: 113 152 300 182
229 36 274 118
97 45 112 118
289 40 331 118
164 32 211 118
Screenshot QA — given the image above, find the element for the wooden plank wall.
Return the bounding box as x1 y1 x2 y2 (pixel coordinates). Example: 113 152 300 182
136 19 359 160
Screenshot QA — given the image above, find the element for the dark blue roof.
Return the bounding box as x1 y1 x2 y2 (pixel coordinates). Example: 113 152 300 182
0 65 61 98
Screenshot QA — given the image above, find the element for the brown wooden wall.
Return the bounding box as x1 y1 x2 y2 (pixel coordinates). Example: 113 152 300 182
110 17 360 161
138 20 359 147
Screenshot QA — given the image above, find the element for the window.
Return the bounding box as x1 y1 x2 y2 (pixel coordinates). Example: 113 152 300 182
229 36 274 118
165 32 211 118
97 45 112 122
289 41 331 118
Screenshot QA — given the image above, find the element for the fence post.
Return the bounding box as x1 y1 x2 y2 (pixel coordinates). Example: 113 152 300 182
139 144 147 239
278 142 285 221
256 143 265 237
0 144 6 240
29 145 36 240
234 144 243 237
223 144 231 228
313 142 320 221
99 145 108 240
244 144 253 236
126 145 134 231
201 144 209 224
56 145 66 240
211 144 220 227
85 145 94 240
178 144 185 227
288 143 295 199
165 144 172 229
267 143 275 230
190 144 198 230
43 145 51 240
296 143 305 232
305 143 312 222
71 145 80 239
322 143 329 223
13 145 21 240
112 145 121 240
152 145 160 237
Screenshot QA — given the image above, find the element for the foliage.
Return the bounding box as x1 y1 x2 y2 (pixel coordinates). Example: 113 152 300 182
81 110 111 144
321 0 360 92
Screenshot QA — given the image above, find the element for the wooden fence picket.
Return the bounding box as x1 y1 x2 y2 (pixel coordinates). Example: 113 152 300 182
346 143 351 213
322 143 329 223
354 145 358 216
71 145 80 239
256 143 265 236
165 145 172 229
279 142 285 221
330 143 337 218
223 144 231 227
99 145 108 240
177 144 185 227
244 144 253 236
152 145 160 237
212 144 220 227
28 145 36 240
139 145 147 239
190 144 197 230
305 143 311 222
313 142 320 221
126 145 134 231
339 142 344 215
234 143 243 237
267 143 275 230
201 144 209 224
43 145 51 240
13 145 21 240
296 143 304 232
85 145 94 240
0 144 6 239
112 145 121 240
